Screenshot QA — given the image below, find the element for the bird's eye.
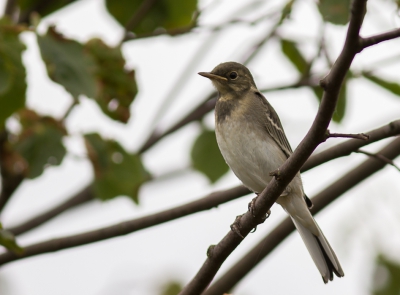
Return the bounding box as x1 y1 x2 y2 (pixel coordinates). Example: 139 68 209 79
229 71 238 80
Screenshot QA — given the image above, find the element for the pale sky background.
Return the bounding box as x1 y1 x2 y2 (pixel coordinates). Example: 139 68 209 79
0 0 400 294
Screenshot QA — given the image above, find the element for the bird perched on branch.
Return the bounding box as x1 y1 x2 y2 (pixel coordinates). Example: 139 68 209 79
198 62 344 283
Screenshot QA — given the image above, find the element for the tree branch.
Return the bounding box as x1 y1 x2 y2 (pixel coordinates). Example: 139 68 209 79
0 186 250 266
359 28 400 51
326 131 369 140
301 120 400 171
355 149 400 171
204 137 400 295
180 1 368 293
7 185 94 235
1 119 399 263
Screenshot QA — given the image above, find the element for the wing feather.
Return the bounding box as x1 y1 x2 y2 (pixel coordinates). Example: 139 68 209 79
255 91 293 158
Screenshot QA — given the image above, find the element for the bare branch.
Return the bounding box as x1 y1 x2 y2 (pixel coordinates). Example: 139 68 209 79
204 137 400 295
7 185 93 235
302 120 400 171
359 28 400 51
355 149 400 171
326 131 369 140
0 186 250 266
180 1 368 293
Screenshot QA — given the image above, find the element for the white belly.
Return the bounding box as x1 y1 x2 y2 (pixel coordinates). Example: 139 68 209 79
216 119 287 193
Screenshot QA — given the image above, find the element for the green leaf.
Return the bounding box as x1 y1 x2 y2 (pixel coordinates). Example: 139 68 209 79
280 39 308 74
84 38 138 123
363 73 400 97
0 18 27 127
106 0 198 36
318 0 351 25
191 129 229 183
17 0 77 21
14 109 67 178
0 223 23 254
37 26 97 99
372 255 400 295
37 27 138 123
84 133 150 203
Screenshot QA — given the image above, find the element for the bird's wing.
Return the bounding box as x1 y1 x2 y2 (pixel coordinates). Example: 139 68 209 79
255 91 293 158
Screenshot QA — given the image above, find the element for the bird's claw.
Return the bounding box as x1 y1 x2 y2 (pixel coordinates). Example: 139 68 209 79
248 196 258 218
230 215 245 239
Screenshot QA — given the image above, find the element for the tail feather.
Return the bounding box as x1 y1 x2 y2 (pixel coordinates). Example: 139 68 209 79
291 216 344 283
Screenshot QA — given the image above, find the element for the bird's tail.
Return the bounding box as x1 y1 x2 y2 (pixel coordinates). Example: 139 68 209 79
290 213 344 283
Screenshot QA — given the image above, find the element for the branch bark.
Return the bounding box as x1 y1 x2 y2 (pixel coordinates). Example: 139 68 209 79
180 1 367 293
7 185 94 235
204 137 400 295
0 186 250 266
359 28 400 51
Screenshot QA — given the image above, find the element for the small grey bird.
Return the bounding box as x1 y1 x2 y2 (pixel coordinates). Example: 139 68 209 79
198 62 344 283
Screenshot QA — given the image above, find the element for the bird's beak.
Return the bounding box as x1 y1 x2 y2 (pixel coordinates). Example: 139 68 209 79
198 72 228 82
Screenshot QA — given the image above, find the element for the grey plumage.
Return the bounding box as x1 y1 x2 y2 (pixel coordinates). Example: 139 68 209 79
199 62 344 283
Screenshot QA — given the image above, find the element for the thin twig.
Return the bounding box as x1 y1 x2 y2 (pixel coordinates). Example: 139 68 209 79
302 120 400 171
62 97 79 121
359 28 400 52
355 149 400 171
326 131 369 140
142 31 221 140
204 137 400 295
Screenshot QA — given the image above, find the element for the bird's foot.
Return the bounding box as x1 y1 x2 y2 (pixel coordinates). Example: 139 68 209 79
248 194 271 233
230 215 245 239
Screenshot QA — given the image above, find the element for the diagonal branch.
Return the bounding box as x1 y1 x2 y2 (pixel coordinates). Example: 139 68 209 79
180 0 368 293
204 137 400 295
0 186 250 266
355 149 400 171
7 185 94 235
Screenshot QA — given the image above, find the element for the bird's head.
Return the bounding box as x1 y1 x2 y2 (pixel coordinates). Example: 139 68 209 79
198 62 257 95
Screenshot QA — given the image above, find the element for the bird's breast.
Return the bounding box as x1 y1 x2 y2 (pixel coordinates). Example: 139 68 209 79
215 116 287 193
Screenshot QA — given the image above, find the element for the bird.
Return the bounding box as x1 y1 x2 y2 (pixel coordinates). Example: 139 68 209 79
198 61 344 283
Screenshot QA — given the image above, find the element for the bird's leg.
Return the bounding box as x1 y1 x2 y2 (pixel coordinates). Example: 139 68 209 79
230 214 245 239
